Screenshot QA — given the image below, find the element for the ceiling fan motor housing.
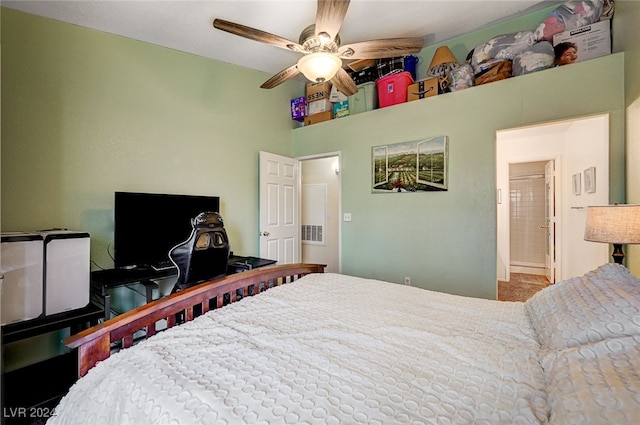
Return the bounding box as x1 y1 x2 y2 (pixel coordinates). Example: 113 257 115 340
299 24 340 53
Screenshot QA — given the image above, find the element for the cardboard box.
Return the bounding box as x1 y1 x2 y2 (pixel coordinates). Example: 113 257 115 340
348 59 376 72
553 20 611 63
408 78 438 101
306 81 332 102
304 111 332 126
329 84 348 102
333 100 349 118
290 96 306 121
308 98 332 116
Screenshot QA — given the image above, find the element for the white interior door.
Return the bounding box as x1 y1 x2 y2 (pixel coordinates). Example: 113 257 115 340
259 151 300 264
544 160 556 283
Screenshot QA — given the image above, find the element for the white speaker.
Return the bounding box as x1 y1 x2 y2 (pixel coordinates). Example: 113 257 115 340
40 230 90 315
1 233 44 325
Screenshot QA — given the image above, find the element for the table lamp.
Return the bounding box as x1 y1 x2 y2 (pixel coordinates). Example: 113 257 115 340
584 204 640 264
427 46 459 92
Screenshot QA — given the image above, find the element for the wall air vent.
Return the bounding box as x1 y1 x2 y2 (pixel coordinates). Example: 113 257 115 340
302 224 324 243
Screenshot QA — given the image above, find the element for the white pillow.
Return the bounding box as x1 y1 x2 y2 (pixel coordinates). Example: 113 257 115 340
525 263 640 350
542 335 640 425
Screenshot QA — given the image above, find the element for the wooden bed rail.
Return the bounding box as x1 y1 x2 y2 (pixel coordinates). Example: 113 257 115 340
65 263 326 377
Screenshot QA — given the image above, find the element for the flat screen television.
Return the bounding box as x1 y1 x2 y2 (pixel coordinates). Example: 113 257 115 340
113 191 220 270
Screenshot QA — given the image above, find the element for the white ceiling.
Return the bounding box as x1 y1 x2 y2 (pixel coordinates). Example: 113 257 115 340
3 0 553 79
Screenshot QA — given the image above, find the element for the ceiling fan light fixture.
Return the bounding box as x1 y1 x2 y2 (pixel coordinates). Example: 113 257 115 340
297 52 342 82
213 1 422 91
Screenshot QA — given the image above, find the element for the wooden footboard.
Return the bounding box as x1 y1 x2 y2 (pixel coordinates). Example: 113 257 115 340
66 263 325 377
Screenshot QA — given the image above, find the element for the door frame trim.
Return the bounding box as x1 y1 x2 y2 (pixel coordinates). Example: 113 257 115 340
496 113 610 288
502 157 561 284
296 151 342 273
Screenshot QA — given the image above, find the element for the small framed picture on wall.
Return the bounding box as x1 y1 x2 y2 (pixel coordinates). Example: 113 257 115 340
572 173 581 196
584 167 596 194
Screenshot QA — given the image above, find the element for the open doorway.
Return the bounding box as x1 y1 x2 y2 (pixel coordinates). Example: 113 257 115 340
509 160 555 282
500 160 555 301
497 114 610 299
299 153 341 273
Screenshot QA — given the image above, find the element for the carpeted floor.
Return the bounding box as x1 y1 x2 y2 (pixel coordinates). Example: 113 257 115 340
498 273 551 302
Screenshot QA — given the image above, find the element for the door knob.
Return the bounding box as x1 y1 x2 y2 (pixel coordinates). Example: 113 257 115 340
260 231 270 237
540 225 549 229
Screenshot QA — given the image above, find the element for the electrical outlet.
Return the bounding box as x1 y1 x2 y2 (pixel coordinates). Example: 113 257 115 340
343 213 352 222
404 276 411 285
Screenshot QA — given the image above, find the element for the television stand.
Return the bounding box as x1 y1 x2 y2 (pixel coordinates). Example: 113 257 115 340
91 266 178 320
1 303 103 344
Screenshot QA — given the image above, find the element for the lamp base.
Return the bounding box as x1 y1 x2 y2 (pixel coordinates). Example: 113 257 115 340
612 243 625 264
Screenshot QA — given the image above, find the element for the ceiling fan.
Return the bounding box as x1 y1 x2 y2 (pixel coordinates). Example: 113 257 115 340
213 0 424 96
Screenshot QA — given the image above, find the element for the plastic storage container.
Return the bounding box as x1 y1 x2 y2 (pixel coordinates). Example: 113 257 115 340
376 71 414 108
351 67 378 85
348 82 378 115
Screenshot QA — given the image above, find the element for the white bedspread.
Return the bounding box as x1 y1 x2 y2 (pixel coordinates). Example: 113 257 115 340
48 273 549 424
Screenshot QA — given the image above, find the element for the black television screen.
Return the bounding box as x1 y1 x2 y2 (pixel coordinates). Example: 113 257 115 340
113 191 220 269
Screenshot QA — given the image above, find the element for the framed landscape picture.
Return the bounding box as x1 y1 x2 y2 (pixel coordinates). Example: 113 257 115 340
372 136 448 193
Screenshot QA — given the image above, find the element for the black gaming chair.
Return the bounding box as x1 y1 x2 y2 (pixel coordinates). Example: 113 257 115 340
169 211 230 293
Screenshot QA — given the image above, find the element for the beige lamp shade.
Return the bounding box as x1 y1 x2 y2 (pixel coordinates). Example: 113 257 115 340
427 46 460 77
584 204 640 244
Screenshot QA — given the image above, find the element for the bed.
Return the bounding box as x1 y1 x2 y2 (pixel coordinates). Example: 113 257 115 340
47 262 640 424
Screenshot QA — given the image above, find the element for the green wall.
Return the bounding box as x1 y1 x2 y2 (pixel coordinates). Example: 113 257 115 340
293 50 625 299
616 1 640 275
3 4 637 300
1 8 303 268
